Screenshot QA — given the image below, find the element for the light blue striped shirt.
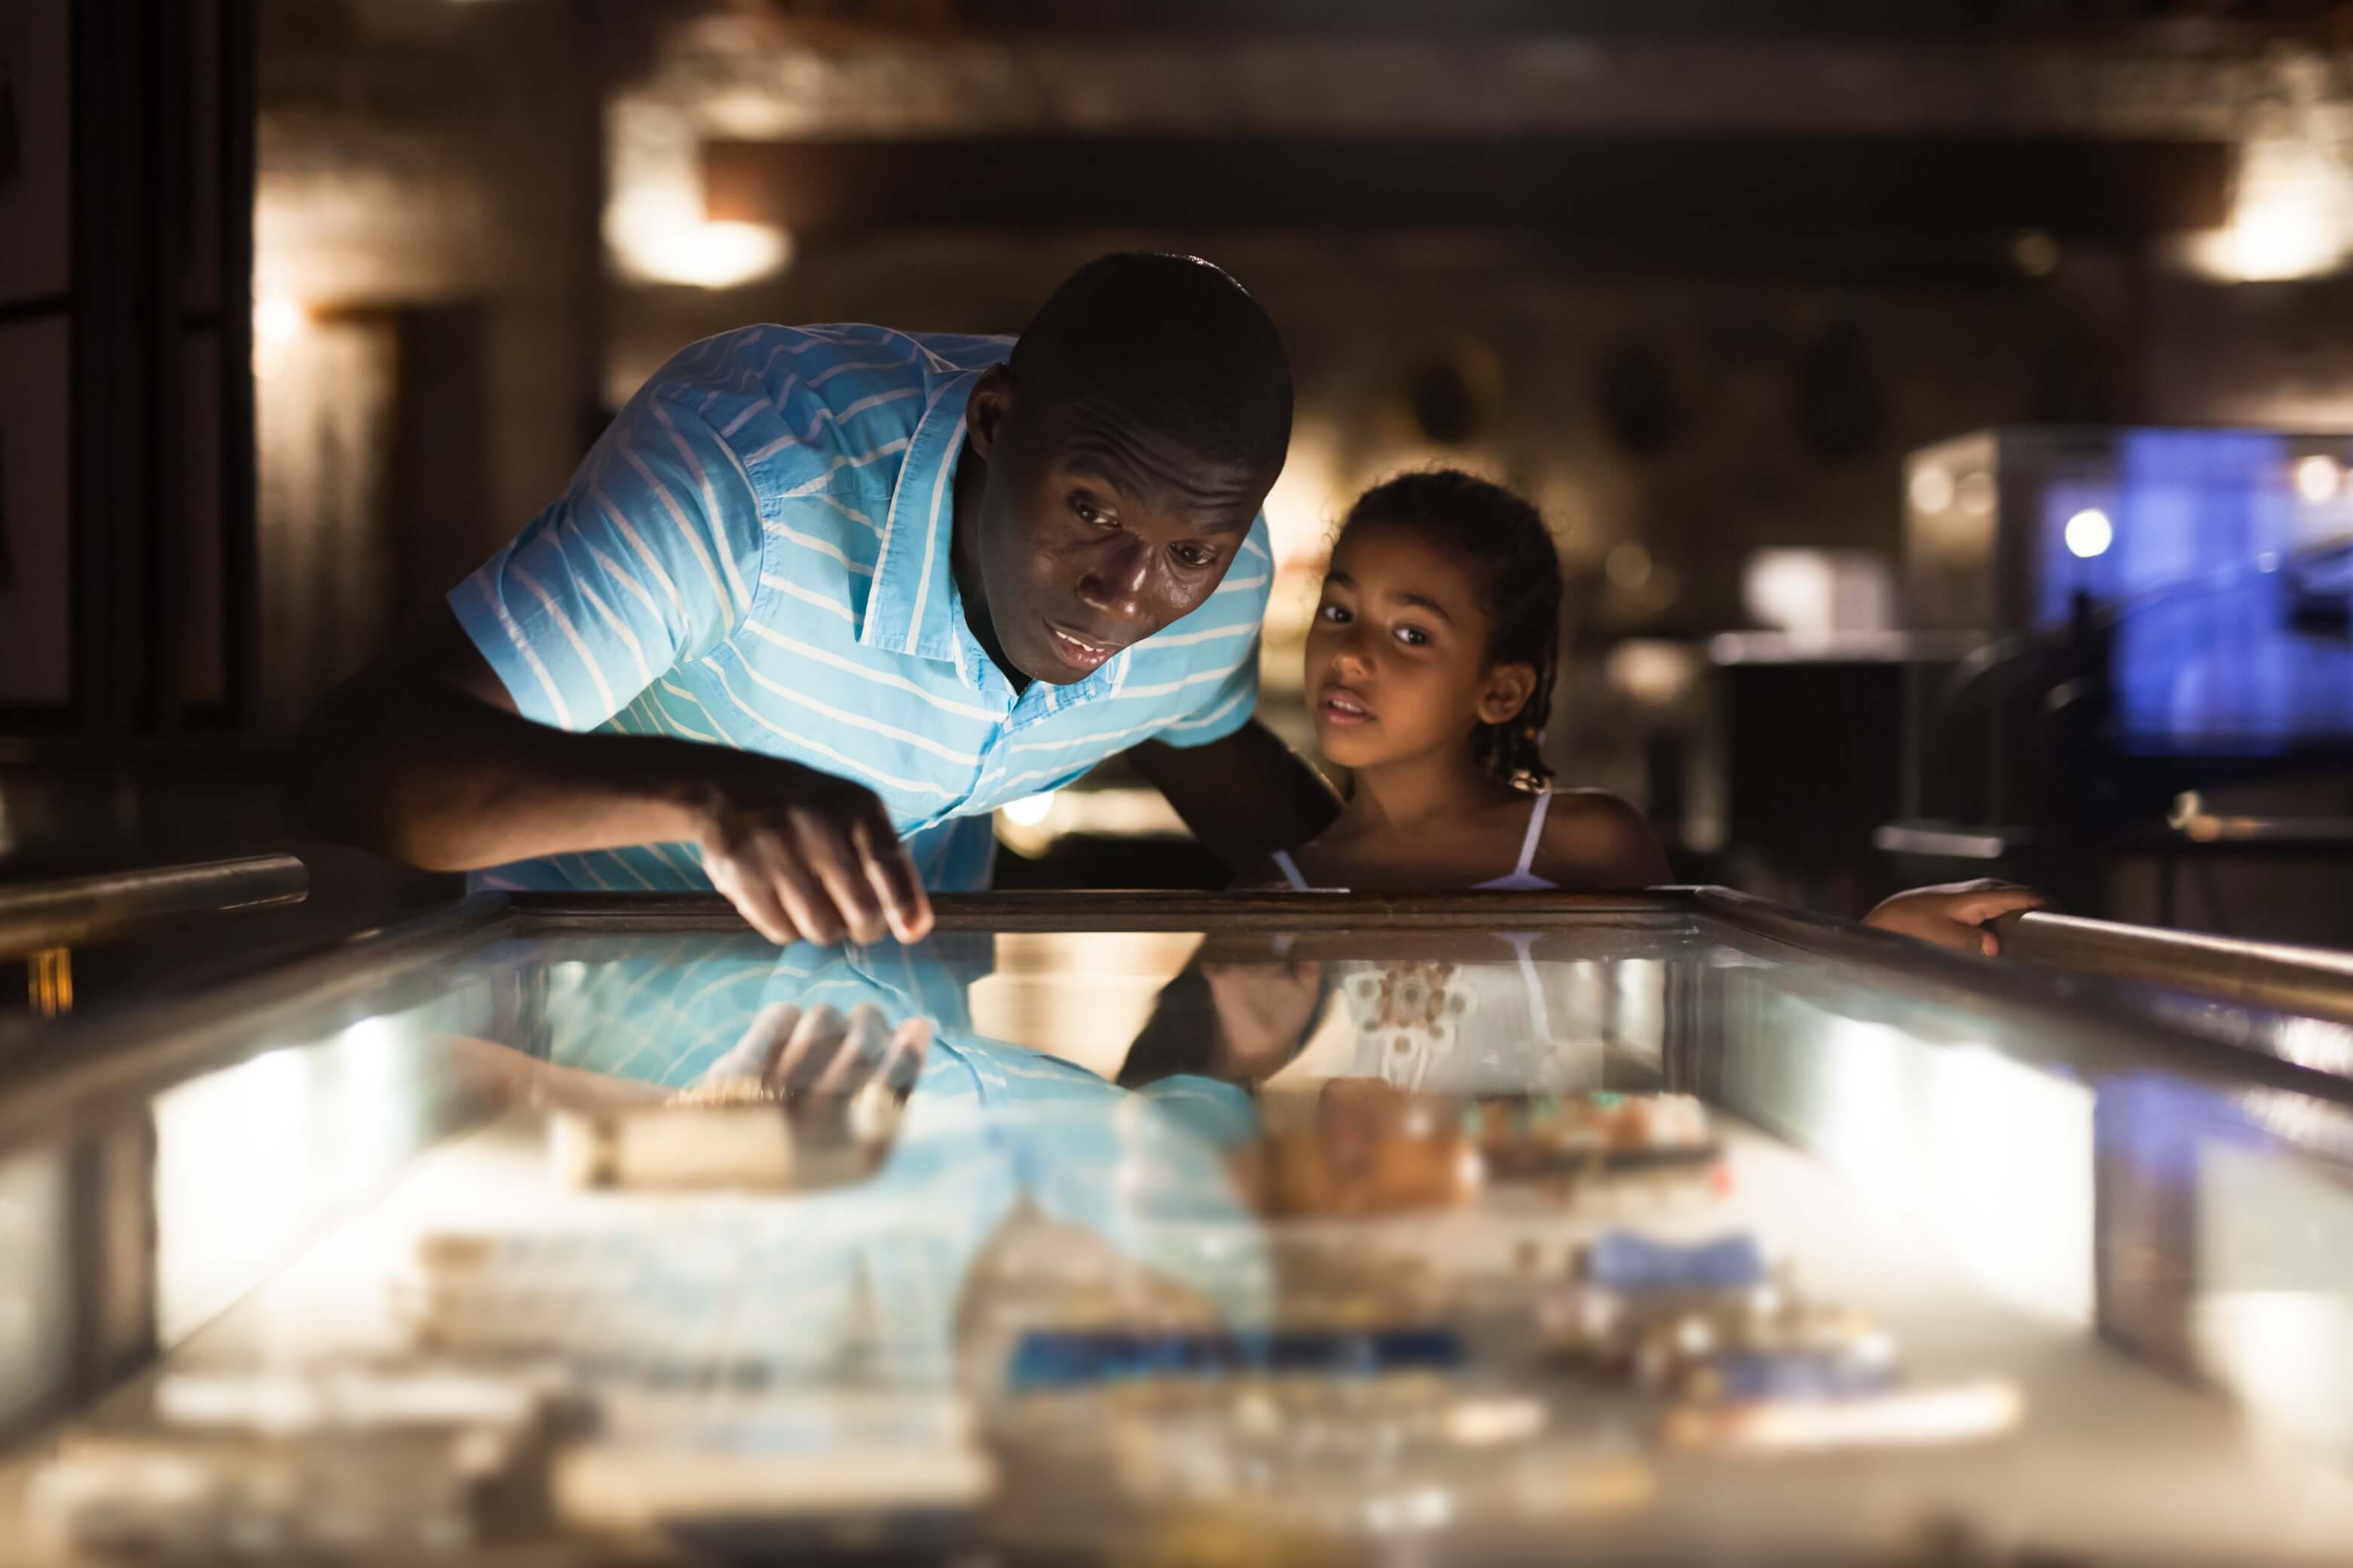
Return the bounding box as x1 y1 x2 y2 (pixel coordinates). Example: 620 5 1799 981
451 323 1271 893
516 934 1276 1371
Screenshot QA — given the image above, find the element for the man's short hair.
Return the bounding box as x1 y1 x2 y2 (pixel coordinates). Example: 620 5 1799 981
1008 253 1293 479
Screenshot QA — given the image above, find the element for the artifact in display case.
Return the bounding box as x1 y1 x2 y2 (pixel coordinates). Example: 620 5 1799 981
1540 1227 2024 1456
1262 1079 1484 1218
30 1362 574 1558
551 1000 929 1191
1470 1090 1728 1206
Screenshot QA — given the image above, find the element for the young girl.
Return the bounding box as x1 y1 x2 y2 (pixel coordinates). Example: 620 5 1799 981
1127 469 2036 1102
1253 469 2038 949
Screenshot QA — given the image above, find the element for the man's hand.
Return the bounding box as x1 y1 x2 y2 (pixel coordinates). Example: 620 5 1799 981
1865 879 2046 955
692 766 932 947
286 609 931 948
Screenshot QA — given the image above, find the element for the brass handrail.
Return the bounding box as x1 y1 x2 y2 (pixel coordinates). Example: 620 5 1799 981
1990 907 2353 1025
0 855 309 960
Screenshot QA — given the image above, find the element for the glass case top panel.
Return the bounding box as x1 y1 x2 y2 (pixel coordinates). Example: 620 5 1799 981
10 909 2353 1560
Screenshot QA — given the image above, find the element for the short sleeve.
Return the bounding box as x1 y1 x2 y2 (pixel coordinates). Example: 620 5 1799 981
448 390 763 732
1150 516 1272 750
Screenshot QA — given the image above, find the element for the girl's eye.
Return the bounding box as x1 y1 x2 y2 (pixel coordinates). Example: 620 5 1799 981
1317 603 1348 623
1394 625 1430 647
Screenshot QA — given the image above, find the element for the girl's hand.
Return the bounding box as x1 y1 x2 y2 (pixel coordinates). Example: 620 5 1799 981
1864 879 2047 955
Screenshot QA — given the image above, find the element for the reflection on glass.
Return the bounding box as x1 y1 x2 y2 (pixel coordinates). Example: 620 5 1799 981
2195 1138 2353 1467
1716 995 2095 1324
155 1047 316 1345
0 1146 69 1434
20 915 2353 1560
153 983 500 1347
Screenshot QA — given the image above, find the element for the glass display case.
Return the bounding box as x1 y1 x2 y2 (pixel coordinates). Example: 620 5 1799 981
4 887 2352 1563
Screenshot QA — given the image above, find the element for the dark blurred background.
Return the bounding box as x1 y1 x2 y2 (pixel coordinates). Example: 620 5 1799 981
8 0 2353 948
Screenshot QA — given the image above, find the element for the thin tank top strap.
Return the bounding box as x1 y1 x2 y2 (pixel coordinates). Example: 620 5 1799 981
1270 849 1311 891
1500 929 1556 1044
1513 787 1556 878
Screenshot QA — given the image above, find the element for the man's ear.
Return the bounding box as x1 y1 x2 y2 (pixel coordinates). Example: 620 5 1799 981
965 365 1014 463
1476 662 1537 726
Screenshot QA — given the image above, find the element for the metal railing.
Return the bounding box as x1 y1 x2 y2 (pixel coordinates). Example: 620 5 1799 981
1990 907 2353 1026
0 855 308 961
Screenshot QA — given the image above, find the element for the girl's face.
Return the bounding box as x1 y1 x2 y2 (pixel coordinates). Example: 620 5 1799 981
1305 516 1535 774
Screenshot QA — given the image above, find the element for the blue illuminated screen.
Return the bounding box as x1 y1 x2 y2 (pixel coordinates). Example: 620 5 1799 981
2033 430 2353 756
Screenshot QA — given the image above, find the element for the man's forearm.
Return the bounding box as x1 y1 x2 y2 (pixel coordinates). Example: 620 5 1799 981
285 610 933 949
286 676 716 872
1130 719 1341 868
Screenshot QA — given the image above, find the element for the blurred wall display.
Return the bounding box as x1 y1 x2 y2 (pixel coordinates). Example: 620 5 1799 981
1741 549 1896 644
246 0 602 726
0 0 69 714
255 319 398 732
0 0 66 305
0 0 252 731
0 320 69 709
1906 426 2353 757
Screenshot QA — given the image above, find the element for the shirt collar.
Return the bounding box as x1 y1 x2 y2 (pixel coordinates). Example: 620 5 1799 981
860 368 981 663
857 362 1142 714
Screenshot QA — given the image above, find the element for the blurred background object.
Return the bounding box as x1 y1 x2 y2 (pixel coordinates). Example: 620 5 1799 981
1878 425 2353 928
8 0 2353 940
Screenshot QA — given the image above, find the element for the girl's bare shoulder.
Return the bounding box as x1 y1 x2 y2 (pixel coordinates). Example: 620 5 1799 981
1533 787 1672 890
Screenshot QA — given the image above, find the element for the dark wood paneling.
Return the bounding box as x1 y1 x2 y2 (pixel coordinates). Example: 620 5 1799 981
705 135 2232 240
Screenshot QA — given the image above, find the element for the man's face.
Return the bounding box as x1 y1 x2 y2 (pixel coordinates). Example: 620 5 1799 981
962 370 1274 686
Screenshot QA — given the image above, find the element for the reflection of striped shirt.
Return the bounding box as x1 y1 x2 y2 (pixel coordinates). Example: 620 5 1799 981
513 934 1275 1372
451 324 1271 893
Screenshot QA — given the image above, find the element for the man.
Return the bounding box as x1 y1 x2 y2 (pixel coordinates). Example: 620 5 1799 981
287 254 1338 943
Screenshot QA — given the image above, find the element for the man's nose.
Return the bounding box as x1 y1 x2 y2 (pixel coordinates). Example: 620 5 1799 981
1077 535 1152 624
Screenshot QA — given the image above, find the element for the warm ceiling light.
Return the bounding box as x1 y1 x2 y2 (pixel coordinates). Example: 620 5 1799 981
2186 138 2353 283
607 182 793 289
1908 465 1954 515
252 294 304 349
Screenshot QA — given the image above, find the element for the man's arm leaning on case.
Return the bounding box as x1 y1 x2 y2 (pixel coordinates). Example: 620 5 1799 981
1128 719 1342 872
281 610 932 946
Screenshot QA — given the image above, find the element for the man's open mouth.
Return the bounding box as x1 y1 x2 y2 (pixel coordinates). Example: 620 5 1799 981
1045 621 1122 674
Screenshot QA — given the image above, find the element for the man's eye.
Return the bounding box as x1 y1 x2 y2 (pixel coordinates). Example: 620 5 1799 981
1173 545 1215 569
1072 499 1112 527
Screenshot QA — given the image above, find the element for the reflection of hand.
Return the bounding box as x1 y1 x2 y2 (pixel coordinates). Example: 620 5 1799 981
1865 879 2047 955
681 1000 933 1105
430 1033 670 1114
1201 958 1323 1075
